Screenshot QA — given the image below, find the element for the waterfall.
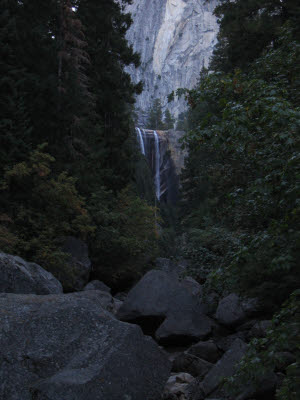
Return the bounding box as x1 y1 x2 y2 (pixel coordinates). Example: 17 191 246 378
136 127 145 155
153 130 161 200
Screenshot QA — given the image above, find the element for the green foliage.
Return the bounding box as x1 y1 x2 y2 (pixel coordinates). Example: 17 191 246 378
147 98 164 130
164 108 175 130
225 290 300 400
0 145 94 281
180 27 300 308
176 111 188 131
88 186 159 289
0 0 32 172
211 0 300 72
0 0 159 290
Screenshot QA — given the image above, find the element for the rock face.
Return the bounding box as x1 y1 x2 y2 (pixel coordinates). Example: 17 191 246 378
163 373 194 400
0 251 63 295
172 352 213 378
125 0 219 121
140 129 186 203
186 340 220 363
188 339 247 399
216 293 258 327
83 280 111 293
0 291 171 400
117 270 213 344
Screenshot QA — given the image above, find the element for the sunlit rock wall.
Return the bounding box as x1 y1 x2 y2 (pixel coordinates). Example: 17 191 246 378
125 0 219 122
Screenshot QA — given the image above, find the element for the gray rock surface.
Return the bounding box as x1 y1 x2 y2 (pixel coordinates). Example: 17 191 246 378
163 373 194 400
0 291 171 400
181 277 203 297
0 251 63 295
83 289 121 315
187 341 220 363
172 352 213 378
125 0 219 121
188 339 247 399
83 280 111 293
117 270 213 344
216 294 258 327
215 332 247 353
60 236 91 291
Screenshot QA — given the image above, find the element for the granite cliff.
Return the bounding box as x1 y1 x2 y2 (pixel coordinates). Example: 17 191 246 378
125 0 219 122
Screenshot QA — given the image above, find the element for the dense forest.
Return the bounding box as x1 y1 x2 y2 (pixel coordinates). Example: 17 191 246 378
0 0 299 398
0 0 158 291
176 0 300 397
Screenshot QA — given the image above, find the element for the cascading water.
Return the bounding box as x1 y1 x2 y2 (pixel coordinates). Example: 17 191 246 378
136 127 145 155
136 127 163 202
153 130 161 201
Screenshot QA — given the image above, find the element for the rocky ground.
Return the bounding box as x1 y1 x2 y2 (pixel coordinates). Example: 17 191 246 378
0 244 290 399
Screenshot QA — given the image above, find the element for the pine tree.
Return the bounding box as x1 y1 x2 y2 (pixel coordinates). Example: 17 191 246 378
148 99 164 130
57 0 92 159
211 0 300 72
0 0 32 172
76 0 142 191
164 108 175 130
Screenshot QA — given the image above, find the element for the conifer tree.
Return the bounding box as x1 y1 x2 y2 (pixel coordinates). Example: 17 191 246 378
148 99 164 130
76 0 142 191
57 0 92 158
0 0 32 172
164 108 175 130
211 0 300 72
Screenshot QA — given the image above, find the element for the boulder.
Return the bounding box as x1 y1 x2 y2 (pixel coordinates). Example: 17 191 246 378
163 373 194 400
181 277 203 297
216 294 258 327
83 289 122 315
188 339 247 399
60 236 91 291
83 280 111 293
117 270 213 344
114 291 127 301
216 332 247 352
187 341 220 363
0 291 171 400
0 251 63 295
172 352 213 378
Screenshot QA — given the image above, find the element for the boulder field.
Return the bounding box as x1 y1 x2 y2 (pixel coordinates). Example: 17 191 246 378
0 251 284 400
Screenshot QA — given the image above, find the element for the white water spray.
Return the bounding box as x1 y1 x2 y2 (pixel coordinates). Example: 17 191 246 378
153 130 161 200
136 127 145 155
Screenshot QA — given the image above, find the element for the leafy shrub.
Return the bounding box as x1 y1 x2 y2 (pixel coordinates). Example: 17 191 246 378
0 144 94 283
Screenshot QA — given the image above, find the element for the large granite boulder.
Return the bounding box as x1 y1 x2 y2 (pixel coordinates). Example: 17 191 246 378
0 251 63 295
181 277 203 297
117 270 213 344
216 294 258 327
0 291 171 400
172 352 213 378
60 236 91 291
83 289 122 315
188 339 247 399
187 340 220 364
83 280 111 293
163 373 194 400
